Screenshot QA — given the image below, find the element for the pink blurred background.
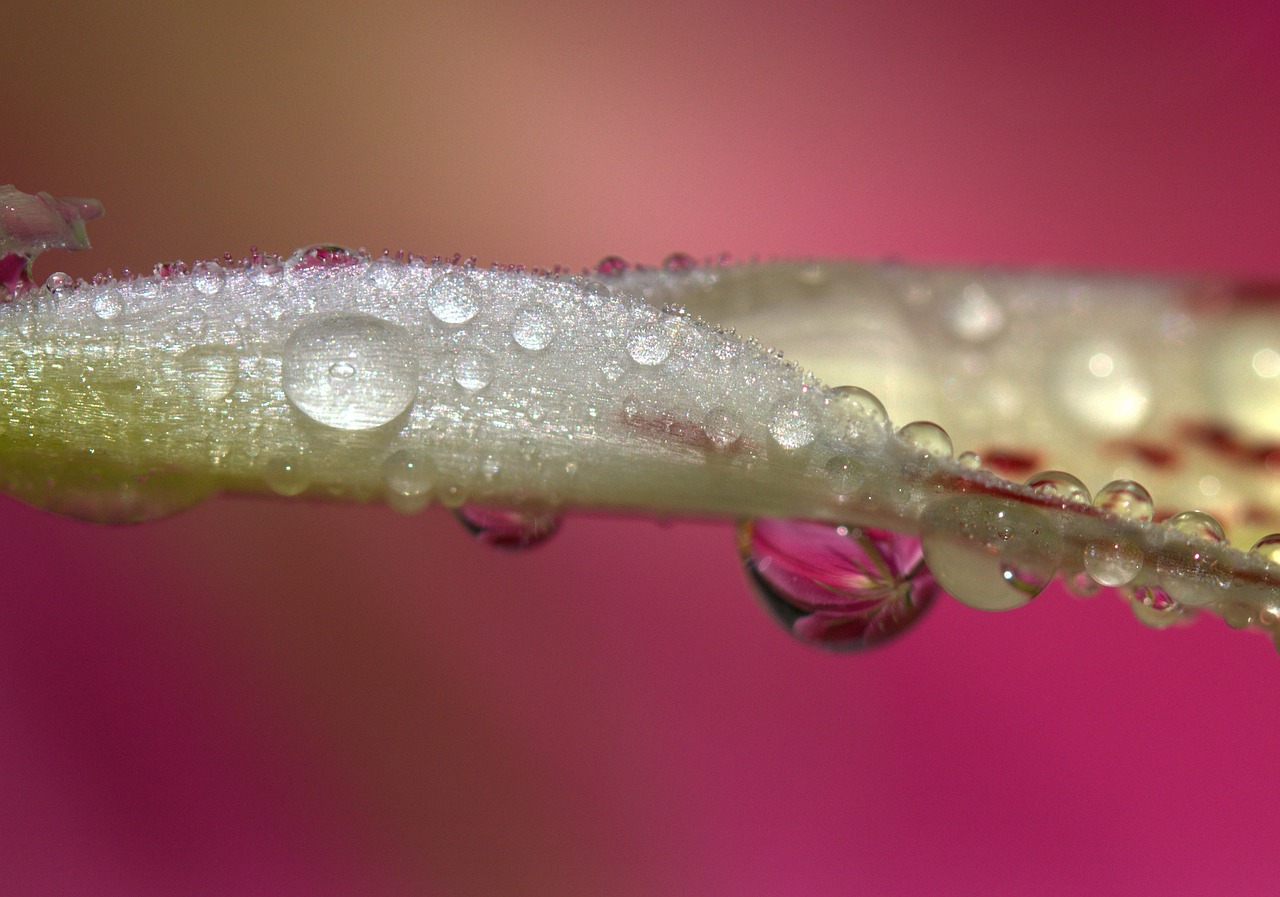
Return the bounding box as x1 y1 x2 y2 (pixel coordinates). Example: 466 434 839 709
5 1 1280 894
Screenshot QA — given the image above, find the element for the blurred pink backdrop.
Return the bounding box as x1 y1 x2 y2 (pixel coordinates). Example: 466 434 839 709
5 1 1280 894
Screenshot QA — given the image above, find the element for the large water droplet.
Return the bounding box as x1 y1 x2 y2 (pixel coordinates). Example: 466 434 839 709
920 496 1064 611
453 347 494 391
456 505 561 549
178 346 240 401
1082 537 1143 587
898 420 952 459
382 450 435 513
825 385 890 436
282 314 419 431
427 270 481 324
738 518 938 651
1025 470 1090 505
1155 510 1232 607
1093 479 1154 522
513 303 556 350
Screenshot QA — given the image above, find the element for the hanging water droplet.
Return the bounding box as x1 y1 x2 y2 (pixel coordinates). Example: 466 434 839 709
1065 570 1101 597
191 260 225 295
513 303 556 350
898 420 952 459
626 319 674 365
91 290 124 321
282 314 419 431
1155 510 1232 607
427 270 481 324
382 450 435 513
1082 537 1143 587
825 385 890 437
1221 601 1256 630
1025 470 1091 505
455 505 561 549
1093 479 1155 523
768 397 818 450
263 447 310 496
920 496 1064 611
1130 586 1185 629
177 346 240 401
738 518 938 651
453 348 493 391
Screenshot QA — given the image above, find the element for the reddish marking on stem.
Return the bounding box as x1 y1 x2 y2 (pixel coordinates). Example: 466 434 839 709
1106 439 1178 469
978 448 1040 476
619 409 746 455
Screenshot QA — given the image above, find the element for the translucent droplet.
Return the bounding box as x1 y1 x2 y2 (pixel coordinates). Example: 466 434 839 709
626 320 674 365
513 303 556 351
1250 533 1280 565
1131 586 1186 629
738 518 938 651
596 255 629 276
43 271 73 296
945 282 1005 343
662 252 697 272
1221 601 1255 630
768 397 818 449
1093 479 1155 523
282 314 419 431
920 496 1064 611
1025 470 1091 505
263 448 310 496
453 348 493 391
703 406 740 450
177 346 240 401
823 454 862 498
1156 510 1231 608
898 420 952 459
382 450 434 513
1083 537 1143 587
957 451 982 470
191 260 225 295
825 385 890 436
455 505 561 549
427 270 481 324
91 291 124 321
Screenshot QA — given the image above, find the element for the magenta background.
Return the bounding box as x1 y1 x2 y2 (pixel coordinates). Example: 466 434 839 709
5 2 1280 895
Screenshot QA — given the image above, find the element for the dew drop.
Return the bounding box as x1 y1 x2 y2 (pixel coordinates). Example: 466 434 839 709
1025 470 1091 505
957 450 982 470
920 496 1064 611
738 518 938 651
513 303 556 350
703 406 741 450
823 455 862 498
596 255 629 276
366 255 403 290
1155 510 1231 607
177 346 240 401
1249 532 1280 565
1221 601 1256 630
191 260 225 295
91 290 124 321
1093 479 1155 523
382 450 435 513
626 319 673 365
289 244 361 270
43 271 73 296
282 314 419 431
1082 537 1143 587
263 447 310 496
453 348 494 391
456 505 561 549
1130 586 1186 629
825 385 890 436
427 270 481 324
662 252 697 272
898 420 952 459
768 397 818 449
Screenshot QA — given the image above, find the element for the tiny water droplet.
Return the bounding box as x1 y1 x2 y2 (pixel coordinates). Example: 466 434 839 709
1083 537 1143 587
43 271 73 296
263 447 310 496
1093 479 1155 522
191 260 225 295
597 256 629 276
898 420 952 459
662 252 697 272
626 319 673 365
282 314 419 431
920 496 1063 611
453 348 494 391
1155 510 1231 607
427 270 481 324
1025 470 1090 505
91 291 124 321
825 385 890 436
178 346 240 401
738 518 938 651
382 450 435 513
513 303 556 350
456 505 561 549
289 244 361 270
768 397 818 449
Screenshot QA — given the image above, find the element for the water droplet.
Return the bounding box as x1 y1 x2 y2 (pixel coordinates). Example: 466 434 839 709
456 505 561 549
366 255 403 290
626 319 673 365
1155 510 1231 607
427 270 481 324
1025 470 1091 505
453 348 493 391
920 496 1064 611
1083 537 1143 587
1130 586 1185 628
957 451 982 470
382 450 434 513
703 406 740 450
898 420 952 459
580 281 612 309
768 397 818 449
1051 338 1151 435
825 385 890 436
282 314 419 430
263 447 310 496
596 256 629 276
823 455 862 498
738 518 938 651
1250 532 1280 565
513 303 556 350
662 252 697 272
91 290 124 321
1221 601 1255 630
289 244 361 270
177 346 240 401
43 271 73 296
1093 479 1154 522
1065 570 1101 597
191 260 225 295
245 251 283 286
944 282 1005 343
